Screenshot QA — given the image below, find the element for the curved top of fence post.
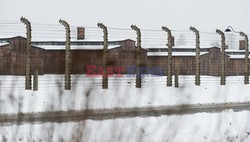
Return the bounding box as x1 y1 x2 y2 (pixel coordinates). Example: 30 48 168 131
131 25 141 36
20 17 31 26
190 26 199 35
59 19 70 32
162 26 172 36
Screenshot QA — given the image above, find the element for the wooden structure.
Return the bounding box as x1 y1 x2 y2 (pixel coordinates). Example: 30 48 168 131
200 47 230 76
0 36 45 75
147 47 247 76
0 37 146 75
0 36 249 77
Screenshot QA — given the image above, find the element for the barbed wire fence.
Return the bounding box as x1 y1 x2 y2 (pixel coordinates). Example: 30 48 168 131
0 19 249 90
0 20 250 142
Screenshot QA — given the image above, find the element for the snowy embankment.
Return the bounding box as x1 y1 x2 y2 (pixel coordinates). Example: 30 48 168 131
1 111 250 142
0 75 248 114
1 75 250 142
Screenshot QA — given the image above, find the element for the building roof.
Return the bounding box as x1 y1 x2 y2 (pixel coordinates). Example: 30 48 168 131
0 36 129 50
147 52 208 57
146 45 213 50
0 36 26 40
0 43 10 46
228 55 250 59
0 35 133 44
1 36 249 59
34 45 121 50
225 49 246 53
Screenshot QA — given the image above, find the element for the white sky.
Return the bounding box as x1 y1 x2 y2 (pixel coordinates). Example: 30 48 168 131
0 0 249 50
1 0 250 33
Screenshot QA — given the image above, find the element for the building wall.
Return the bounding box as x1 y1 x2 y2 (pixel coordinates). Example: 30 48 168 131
146 56 167 75
0 44 13 75
44 40 147 75
108 40 147 74
228 59 246 76
0 37 26 75
200 48 230 76
146 56 195 76
173 56 195 75
44 50 65 74
31 46 45 75
45 50 103 74
146 48 234 76
0 37 248 76
71 50 103 74
108 51 147 73
0 37 45 75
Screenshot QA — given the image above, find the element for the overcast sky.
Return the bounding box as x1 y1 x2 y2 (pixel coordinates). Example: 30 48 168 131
1 0 250 33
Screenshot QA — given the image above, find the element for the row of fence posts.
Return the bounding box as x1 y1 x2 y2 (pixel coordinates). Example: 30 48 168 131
19 17 249 91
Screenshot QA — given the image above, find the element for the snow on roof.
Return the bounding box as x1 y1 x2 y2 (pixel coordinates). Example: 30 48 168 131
147 52 208 57
0 43 9 46
0 35 26 39
34 45 121 50
225 49 246 53
0 34 130 43
173 45 212 49
228 54 250 59
31 38 128 42
145 45 213 49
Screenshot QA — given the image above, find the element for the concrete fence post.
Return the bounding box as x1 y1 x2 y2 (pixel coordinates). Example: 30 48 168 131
20 17 32 90
59 19 71 90
131 25 142 88
162 26 173 86
174 71 179 88
240 32 249 84
98 23 108 89
190 27 200 86
216 29 226 85
33 69 38 91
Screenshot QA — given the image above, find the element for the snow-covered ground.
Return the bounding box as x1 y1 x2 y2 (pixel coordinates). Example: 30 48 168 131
1 75 250 141
1 110 250 142
0 75 248 114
